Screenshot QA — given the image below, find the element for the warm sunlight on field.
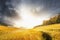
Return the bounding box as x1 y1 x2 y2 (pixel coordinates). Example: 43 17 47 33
0 0 60 40
0 24 60 40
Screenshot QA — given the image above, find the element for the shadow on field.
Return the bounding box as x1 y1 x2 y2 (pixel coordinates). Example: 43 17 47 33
42 32 52 40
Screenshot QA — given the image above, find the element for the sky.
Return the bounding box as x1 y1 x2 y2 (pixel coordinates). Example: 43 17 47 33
0 0 60 29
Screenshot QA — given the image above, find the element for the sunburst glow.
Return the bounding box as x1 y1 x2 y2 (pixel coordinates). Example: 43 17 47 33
13 5 49 29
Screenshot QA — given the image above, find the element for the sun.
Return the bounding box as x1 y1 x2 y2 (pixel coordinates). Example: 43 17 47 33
13 5 48 29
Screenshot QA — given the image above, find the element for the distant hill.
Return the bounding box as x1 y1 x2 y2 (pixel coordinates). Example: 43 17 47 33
34 24 60 32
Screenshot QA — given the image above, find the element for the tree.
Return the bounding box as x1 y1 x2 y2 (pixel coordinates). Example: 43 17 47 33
43 13 60 25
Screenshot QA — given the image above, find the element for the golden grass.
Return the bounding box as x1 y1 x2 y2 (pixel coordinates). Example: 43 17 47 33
0 24 60 40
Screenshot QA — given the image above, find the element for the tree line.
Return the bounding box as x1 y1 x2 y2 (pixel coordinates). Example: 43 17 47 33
43 13 60 25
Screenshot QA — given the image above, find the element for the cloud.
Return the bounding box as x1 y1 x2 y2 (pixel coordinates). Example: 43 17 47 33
0 0 60 28
0 0 20 26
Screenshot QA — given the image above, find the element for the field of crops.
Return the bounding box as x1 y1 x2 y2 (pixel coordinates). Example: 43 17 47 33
0 24 60 40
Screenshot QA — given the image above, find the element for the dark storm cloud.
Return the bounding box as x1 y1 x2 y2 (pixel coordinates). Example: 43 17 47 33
20 0 60 16
40 0 60 13
0 0 21 26
29 0 60 13
30 0 60 8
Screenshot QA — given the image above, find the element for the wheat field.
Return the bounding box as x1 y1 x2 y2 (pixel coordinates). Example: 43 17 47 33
0 24 60 40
